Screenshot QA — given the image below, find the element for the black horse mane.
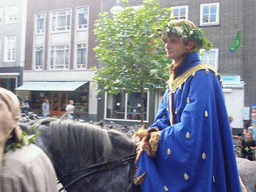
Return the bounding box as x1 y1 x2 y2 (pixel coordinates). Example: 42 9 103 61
51 119 114 165
30 117 137 191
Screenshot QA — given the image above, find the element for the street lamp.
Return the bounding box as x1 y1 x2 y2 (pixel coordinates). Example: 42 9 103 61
110 0 124 14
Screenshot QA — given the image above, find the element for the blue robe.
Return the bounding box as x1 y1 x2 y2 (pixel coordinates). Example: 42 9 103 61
137 52 241 192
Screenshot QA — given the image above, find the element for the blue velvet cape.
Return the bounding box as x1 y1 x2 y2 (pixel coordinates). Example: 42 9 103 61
137 52 241 192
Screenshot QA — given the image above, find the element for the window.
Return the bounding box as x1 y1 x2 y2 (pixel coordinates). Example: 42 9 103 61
76 44 87 69
6 5 18 24
0 7 3 25
77 6 89 30
105 91 149 121
171 6 188 20
35 13 45 34
35 47 44 70
200 49 219 70
5 35 16 61
50 46 69 70
50 10 71 32
200 3 220 26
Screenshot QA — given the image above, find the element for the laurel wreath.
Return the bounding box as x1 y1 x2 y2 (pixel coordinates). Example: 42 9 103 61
154 22 213 52
4 127 40 154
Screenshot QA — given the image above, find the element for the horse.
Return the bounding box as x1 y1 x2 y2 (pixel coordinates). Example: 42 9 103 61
23 117 139 192
20 116 256 192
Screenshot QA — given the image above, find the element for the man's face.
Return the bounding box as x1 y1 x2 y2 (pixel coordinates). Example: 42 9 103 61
164 35 188 60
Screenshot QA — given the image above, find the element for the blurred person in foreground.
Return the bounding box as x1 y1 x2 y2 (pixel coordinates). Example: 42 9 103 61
132 19 242 191
0 88 58 191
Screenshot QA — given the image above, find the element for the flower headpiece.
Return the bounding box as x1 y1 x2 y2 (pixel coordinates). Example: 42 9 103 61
157 19 213 52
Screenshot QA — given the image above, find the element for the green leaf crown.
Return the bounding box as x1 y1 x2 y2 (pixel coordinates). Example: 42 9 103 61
157 20 213 52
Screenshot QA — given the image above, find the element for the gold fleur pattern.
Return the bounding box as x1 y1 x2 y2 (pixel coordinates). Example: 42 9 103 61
186 132 190 139
184 173 189 180
164 185 168 191
167 148 171 155
213 176 215 183
187 97 190 103
167 106 169 111
205 110 208 117
202 153 206 160
206 69 210 74
175 108 178 114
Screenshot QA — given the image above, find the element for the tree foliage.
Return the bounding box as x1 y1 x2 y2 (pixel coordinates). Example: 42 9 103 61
93 0 173 94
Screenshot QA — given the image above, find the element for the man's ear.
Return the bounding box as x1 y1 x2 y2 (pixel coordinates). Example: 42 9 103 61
185 41 197 50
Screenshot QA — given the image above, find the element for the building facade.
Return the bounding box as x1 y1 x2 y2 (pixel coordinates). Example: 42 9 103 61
96 0 256 129
0 0 27 92
17 0 255 128
16 0 102 121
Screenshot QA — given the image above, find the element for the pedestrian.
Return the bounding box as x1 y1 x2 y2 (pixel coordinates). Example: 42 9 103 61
65 100 75 120
42 98 50 117
0 88 58 191
242 130 256 161
21 96 31 114
133 19 242 191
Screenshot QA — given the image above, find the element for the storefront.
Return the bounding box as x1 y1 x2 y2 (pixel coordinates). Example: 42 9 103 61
16 81 89 118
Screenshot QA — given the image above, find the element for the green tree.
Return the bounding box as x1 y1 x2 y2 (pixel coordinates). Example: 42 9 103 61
93 0 172 124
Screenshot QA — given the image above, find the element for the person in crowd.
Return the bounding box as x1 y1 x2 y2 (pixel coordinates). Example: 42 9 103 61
229 115 240 139
65 100 75 120
243 120 253 136
133 19 241 191
0 88 58 191
242 130 256 161
21 96 31 114
42 98 50 117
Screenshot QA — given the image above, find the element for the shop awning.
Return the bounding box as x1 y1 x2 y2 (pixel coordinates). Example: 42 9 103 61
15 81 88 91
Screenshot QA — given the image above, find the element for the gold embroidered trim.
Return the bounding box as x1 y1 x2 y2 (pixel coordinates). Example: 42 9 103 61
168 64 219 92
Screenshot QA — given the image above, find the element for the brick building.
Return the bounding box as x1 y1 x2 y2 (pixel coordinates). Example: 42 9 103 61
0 0 27 92
16 0 102 121
96 0 256 129
15 0 256 128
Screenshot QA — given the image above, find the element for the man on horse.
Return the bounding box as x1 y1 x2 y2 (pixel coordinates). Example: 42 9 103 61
133 19 242 191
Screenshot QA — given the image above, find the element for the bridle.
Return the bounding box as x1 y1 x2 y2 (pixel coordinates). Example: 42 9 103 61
58 153 137 191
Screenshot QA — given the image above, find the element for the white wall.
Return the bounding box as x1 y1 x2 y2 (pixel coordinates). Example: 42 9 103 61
224 88 244 129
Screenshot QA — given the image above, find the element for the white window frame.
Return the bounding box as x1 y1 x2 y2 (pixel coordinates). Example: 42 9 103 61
104 91 149 122
76 6 89 30
6 5 18 24
76 43 87 69
200 3 220 26
200 48 219 70
49 45 70 70
35 13 46 34
50 9 71 33
171 6 188 20
34 46 44 70
0 7 3 25
4 35 16 62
